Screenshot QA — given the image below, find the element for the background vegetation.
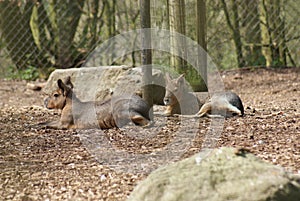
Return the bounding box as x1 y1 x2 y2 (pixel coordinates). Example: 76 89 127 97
0 0 299 81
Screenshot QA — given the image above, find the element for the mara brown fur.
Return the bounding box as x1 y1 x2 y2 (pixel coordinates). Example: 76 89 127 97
197 91 244 118
163 73 200 116
164 74 244 118
42 77 151 129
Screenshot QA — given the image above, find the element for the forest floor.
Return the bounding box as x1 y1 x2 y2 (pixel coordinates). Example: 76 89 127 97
0 67 299 200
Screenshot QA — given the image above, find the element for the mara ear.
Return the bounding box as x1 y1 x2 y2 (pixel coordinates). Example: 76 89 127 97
176 74 185 85
165 72 172 82
64 76 74 89
57 79 70 96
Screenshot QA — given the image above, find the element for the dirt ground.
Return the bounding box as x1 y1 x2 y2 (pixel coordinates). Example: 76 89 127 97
0 67 299 200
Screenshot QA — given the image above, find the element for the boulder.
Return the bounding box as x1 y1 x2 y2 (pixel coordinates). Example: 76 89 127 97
43 66 165 104
128 147 300 201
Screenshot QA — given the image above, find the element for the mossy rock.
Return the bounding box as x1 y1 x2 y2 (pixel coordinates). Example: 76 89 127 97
128 147 300 201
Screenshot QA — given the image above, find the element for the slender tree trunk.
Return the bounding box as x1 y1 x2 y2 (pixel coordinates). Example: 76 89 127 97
259 0 272 67
269 0 286 66
241 0 265 66
196 0 207 91
169 0 187 73
0 1 39 69
56 0 85 68
221 0 245 68
90 0 100 47
103 0 117 65
34 2 55 68
231 0 244 67
140 0 153 108
105 0 116 37
260 0 286 67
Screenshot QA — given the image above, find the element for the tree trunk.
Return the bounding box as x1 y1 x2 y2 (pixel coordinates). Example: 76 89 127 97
231 0 244 67
259 0 272 67
221 0 245 68
196 0 208 91
241 0 265 66
104 0 117 64
90 0 101 47
269 0 286 66
169 0 187 73
56 0 85 68
0 1 39 69
34 2 54 68
260 0 286 67
140 0 153 108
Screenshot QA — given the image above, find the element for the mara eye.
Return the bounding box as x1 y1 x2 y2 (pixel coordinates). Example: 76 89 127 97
54 93 59 98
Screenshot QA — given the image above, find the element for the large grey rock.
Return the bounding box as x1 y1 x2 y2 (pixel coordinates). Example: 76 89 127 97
43 66 165 104
128 147 300 201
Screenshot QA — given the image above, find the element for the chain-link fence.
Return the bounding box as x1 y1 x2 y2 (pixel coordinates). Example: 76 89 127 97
204 0 300 68
184 0 300 69
0 0 299 78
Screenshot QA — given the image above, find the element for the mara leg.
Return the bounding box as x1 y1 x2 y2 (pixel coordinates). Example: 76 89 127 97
38 120 69 129
131 114 150 126
197 102 212 117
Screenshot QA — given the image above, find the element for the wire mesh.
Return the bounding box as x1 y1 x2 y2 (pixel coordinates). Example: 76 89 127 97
0 0 299 78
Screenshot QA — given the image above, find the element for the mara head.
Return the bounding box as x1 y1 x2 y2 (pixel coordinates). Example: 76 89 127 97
163 73 187 106
44 76 74 110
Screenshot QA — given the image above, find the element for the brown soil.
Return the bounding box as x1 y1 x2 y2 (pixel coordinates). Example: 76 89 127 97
0 67 299 200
